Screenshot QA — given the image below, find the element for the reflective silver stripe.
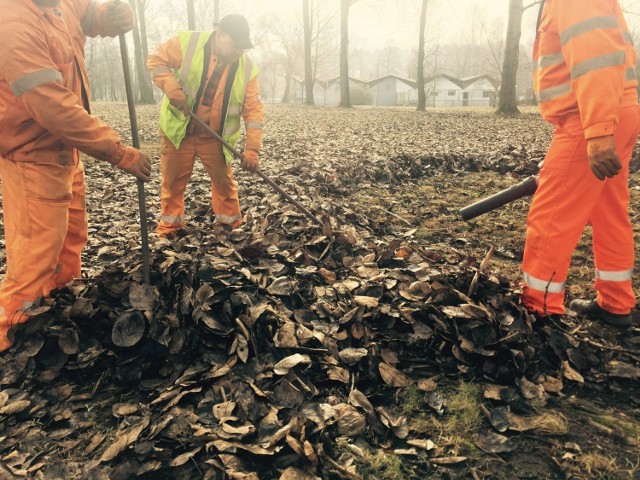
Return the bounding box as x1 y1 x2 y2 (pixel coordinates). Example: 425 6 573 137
560 15 618 45
161 215 184 225
623 31 634 45
571 51 625 80
151 66 171 77
537 82 571 102
626 68 637 81
227 105 242 116
216 213 241 224
537 51 564 70
245 122 263 130
523 272 565 293
223 125 241 136
180 32 202 95
80 1 97 33
596 269 633 282
11 69 62 97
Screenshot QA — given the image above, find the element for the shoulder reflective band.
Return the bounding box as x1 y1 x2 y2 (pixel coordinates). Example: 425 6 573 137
11 68 63 97
560 15 618 46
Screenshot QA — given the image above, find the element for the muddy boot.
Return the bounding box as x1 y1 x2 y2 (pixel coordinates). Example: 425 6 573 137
569 299 632 327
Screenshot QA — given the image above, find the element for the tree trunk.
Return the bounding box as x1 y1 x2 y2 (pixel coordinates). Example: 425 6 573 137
416 0 428 111
138 0 150 60
187 0 196 30
303 0 315 105
496 0 523 115
213 0 220 25
282 72 292 103
129 0 155 104
339 0 351 108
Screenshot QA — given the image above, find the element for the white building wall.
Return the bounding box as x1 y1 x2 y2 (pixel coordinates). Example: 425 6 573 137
313 84 327 105
463 78 496 106
427 77 462 106
396 81 417 105
325 79 369 106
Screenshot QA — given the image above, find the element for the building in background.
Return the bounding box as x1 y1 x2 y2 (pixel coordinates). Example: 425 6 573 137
324 76 371 106
294 79 329 105
425 73 497 107
367 75 418 106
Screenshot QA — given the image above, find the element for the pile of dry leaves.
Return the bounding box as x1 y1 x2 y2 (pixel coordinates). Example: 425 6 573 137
0 105 638 479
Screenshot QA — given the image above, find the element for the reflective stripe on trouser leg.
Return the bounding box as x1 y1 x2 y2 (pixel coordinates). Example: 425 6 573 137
0 157 76 332
52 153 88 289
195 135 242 229
591 105 639 314
522 116 606 315
157 133 197 236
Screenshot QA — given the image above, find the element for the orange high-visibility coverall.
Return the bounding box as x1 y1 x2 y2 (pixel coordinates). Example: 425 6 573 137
0 0 136 350
522 0 639 316
148 35 264 236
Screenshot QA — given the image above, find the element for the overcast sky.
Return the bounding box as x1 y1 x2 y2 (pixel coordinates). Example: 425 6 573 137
204 0 538 50
154 0 640 56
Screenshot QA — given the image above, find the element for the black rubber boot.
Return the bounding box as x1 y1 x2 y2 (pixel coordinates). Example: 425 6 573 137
569 299 632 327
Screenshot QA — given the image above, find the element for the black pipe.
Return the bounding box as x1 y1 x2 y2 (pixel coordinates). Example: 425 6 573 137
459 175 538 221
118 31 151 285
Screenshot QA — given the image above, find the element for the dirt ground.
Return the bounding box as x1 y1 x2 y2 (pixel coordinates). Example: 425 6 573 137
0 104 638 480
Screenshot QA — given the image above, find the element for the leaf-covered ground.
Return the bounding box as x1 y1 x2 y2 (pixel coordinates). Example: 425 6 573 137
0 104 638 480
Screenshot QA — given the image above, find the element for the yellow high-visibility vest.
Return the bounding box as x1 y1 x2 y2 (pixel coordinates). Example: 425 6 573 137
159 31 258 163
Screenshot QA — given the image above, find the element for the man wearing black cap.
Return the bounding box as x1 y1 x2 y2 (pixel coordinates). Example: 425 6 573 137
148 14 264 237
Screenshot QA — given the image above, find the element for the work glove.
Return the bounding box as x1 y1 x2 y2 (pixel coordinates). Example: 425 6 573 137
241 149 260 173
117 147 152 182
168 88 190 116
587 135 621 181
106 1 135 34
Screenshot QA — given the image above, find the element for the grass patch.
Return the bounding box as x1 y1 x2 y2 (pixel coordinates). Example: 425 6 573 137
581 453 619 479
395 381 484 457
358 451 416 480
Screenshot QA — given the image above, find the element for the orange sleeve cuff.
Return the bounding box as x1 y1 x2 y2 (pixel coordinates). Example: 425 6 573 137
584 121 616 140
245 133 262 152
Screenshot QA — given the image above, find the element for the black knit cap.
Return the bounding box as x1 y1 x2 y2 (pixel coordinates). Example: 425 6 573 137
218 14 253 49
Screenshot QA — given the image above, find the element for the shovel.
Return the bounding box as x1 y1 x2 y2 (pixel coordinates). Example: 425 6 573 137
115 21 158 335
187 112 323 226
117 29 151 285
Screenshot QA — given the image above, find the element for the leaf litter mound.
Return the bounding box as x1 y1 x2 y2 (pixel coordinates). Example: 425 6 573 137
1 104 639 479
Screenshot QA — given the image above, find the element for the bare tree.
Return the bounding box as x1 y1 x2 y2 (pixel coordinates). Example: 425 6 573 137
263 14 303 103
303 0 314 104
429 44 440 107
497 0 540 114
339 0 354 108
480 17 506 81
129 0 155 104
311 2 339 84
416 0 429 111
186 0 195 30
213 0 220 24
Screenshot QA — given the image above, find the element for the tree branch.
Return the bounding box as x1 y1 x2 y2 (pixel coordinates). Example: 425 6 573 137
523 0 541 11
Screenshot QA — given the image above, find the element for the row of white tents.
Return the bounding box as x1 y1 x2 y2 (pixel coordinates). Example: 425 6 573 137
289 73 498 107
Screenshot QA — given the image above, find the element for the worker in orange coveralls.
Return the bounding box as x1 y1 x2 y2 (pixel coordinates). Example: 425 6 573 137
0 0 153 352
148 14 264 237
522 0 639 327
